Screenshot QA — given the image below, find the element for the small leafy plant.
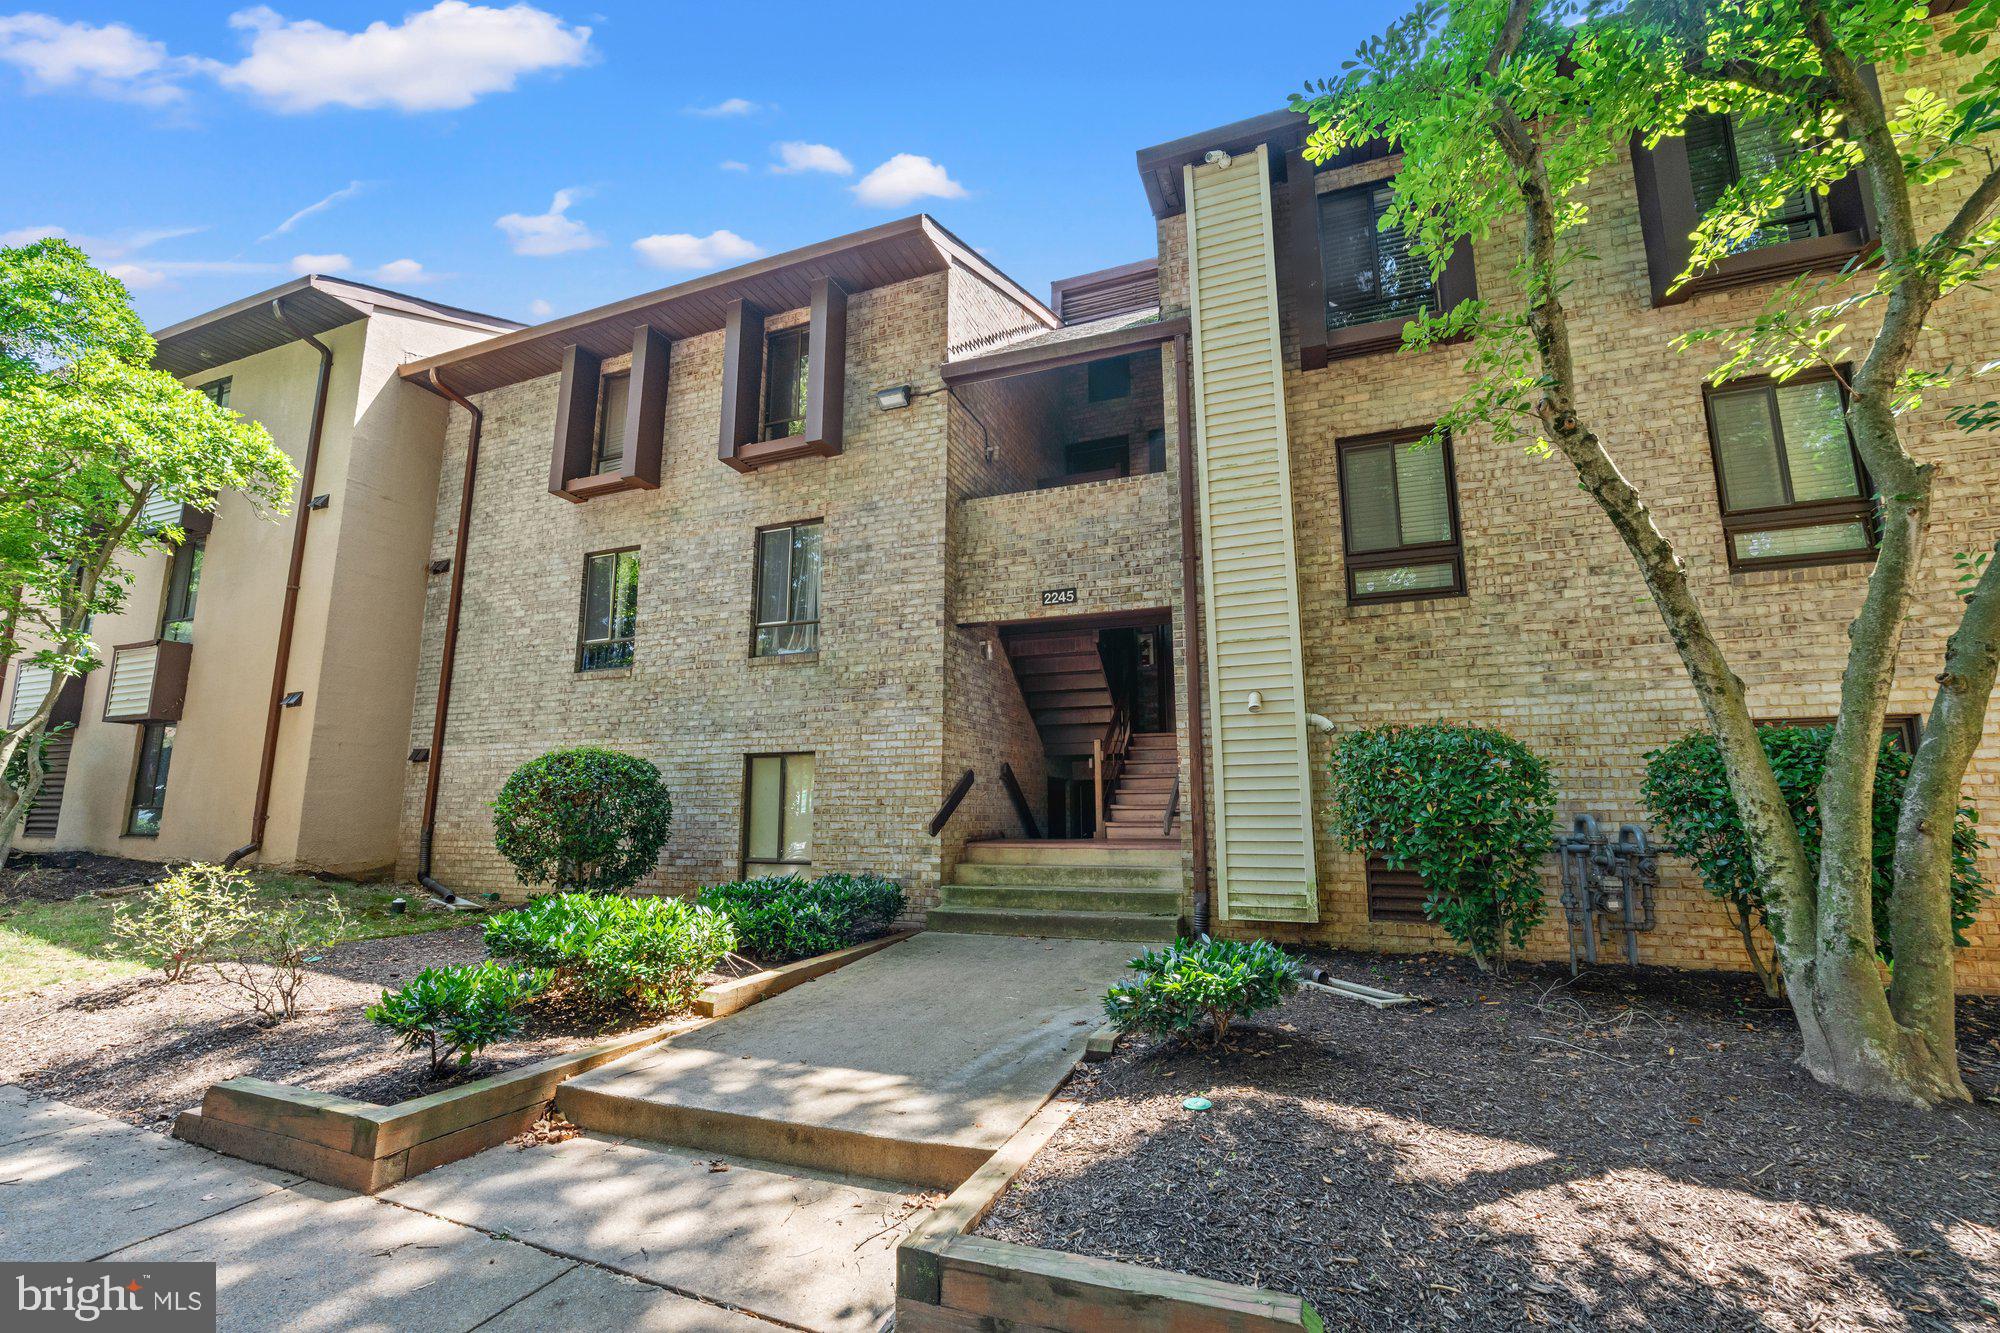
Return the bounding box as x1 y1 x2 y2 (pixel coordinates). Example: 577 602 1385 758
212 894 348 1022
367 961 550 1074
483 892 734 1013
1643 724 1987 996
113 862 254 982
1103 936 1301 1048
1325 722 1557 972
694 872 904 963
491 747 674 895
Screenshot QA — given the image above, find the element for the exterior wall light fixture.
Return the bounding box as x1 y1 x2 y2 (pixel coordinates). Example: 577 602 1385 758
875 385 913 411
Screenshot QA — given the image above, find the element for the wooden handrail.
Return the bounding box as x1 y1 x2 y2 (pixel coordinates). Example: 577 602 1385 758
999 762 1042 840
928 768 976 837
1161 773 1180 837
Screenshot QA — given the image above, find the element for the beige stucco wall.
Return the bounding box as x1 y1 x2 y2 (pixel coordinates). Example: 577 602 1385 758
16 310 494 878
1157 43 2000 990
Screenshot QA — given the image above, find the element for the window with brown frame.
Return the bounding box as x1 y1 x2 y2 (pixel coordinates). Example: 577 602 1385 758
592 371 631 474
742 752 814 878
1319 181 1439 333
577 548 639 671
1087 355 1132 402
127 722 174 837
196 377 231 407
762 327 810 442
159 534 203 644
1757 714 1922 755
1336 428 1464 603
1685 112 1832 252
1704 373 1875 572
752 521 821 657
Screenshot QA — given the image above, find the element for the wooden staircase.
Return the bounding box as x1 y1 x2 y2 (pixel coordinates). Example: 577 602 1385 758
1005 632 1112 757
1102 731 1180 842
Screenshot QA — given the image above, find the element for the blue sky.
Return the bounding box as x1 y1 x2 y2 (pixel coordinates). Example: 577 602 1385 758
0 2 1410 329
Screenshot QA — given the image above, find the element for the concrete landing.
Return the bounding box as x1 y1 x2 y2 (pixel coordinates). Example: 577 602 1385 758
385 1133 917 1332
559 932 1134 1189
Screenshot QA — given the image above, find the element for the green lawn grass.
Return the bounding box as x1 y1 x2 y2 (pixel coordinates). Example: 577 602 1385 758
0 874 463 999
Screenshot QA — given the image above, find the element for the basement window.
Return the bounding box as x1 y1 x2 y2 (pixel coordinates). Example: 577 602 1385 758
1705 374 1874 572
577 548 639 671
126 722 174 837
762 327 811 441
743 753 814 878
1336 428 1464 603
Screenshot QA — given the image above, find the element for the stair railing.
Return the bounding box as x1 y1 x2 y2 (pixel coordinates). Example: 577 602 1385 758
928 768 976 837
1161 773 1180 837
999 762 1042 840
1092 699 1133 840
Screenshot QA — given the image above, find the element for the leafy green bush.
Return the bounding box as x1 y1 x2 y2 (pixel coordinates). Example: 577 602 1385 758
491 747 674 895
1104 936 1301 1047
483 892 734 1013
1642 724 1987 994
366 961 550 1074
113 862 254 982
694 872 904 963
1325 722 1557 971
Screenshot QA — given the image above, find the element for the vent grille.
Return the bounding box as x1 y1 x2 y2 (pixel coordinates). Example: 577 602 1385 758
105 644 160 721
22 733 70 838
1052 264 1160 326
7 664 53 729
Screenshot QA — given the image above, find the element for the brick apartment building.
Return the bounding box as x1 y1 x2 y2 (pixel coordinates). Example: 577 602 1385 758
11 34 1997 989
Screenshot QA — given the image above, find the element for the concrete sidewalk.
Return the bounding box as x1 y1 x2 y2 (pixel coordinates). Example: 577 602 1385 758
0 1086 766 1331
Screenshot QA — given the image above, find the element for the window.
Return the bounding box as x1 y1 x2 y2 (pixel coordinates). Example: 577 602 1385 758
1758 714 1922 754
753 521 822 657
593 371 630 475
1063 437 1129 479
127 723 174 836
1336 429 1464 602
1319 182 1438 332
1087 355 1132 402
762 327 810 441
578 549 639 671
1685 112 1829 254
1705 374 1874 571
159 536 203 644
197 378 231 407
743 753 814 878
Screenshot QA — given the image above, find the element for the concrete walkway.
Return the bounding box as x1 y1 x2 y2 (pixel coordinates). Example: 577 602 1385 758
0 1086 766 1330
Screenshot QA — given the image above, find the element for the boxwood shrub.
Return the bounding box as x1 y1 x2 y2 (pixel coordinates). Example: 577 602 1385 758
483 892 735 1013
490 747 674 895
1103 936 1301 1047
694 872 904 963
366 961 550 1074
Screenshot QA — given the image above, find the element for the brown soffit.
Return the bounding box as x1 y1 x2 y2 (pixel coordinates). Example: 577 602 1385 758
400 214 1057 400
151 275 520 380
942 313 1190 387
1134 108 1396 218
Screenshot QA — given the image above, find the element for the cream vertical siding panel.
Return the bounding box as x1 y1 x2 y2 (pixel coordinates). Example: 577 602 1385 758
104 645 158 721
1184 145 1319 924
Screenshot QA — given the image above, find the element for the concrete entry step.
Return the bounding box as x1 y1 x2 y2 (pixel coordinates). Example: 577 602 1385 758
962 841 1180 868
938 883 1181 913
927 906 1178 942
559 934 1134 1193
952 860 1178 888
385 1132 916 1333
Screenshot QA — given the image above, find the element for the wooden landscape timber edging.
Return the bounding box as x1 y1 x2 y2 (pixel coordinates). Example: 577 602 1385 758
174 931 917 1193
896 1099 1325 1333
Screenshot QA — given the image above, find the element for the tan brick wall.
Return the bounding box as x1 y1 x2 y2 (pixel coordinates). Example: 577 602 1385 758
401 274 960 911
951 472 1179 627
1160 49 2000 991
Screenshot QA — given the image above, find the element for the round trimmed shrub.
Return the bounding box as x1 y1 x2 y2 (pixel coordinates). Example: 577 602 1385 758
694 872 904 963
1103 936 1301 1047
1642 724 1986 994
1325 722 1557 971
491 747 673 895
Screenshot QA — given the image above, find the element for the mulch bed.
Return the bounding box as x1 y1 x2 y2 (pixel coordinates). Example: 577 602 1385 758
0 925 685 1130
977 950 2000 1332
1 851 171 903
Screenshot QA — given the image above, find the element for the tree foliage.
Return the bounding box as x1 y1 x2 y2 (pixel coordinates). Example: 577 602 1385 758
1324 723 1558 970
490 747 675 895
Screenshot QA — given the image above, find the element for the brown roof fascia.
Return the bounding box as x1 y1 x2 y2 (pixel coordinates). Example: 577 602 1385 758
942 313 1190 387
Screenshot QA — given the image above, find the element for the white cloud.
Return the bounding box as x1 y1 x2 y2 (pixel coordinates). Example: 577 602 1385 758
527 297 554 319
1 224 276 291
1 224 67 246
718 160 748 173
289 252 350 274
263 180 368 240
631 230 763 272
770 141 852 176
687 97 759 117
494 188 601 257
852 154 966 208
216 3 593 113
373 258 430 284
0 13 188 104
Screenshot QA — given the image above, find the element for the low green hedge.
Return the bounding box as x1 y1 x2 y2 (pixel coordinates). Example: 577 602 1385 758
483 893 735 1013
693 872 904 963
